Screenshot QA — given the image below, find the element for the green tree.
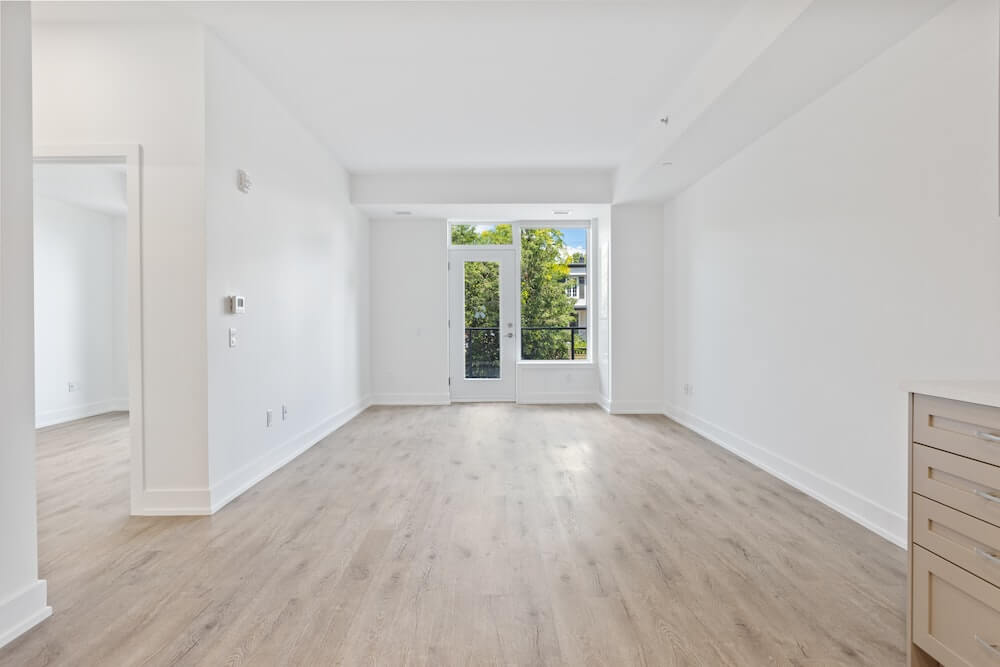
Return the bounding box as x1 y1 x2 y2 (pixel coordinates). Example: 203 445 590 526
453 224 581 369
520 228 578 360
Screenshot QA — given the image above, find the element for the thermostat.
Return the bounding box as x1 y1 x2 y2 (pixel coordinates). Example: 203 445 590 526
228 295 246 314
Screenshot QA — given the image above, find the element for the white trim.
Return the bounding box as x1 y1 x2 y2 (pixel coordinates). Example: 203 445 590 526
517 360 595 368
663 402 907 548
33 145 146 517
607 399 663 414
0 580 51 650
35 399 129 429
133 488 212 516
372 393 452 406
517 392 596 405
596 394 611 413
209 397 371 513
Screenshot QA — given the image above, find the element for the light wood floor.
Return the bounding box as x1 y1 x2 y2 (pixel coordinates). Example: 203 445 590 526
1 405 906 666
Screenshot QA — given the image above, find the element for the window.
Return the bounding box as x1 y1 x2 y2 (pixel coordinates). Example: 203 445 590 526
450 223 512 246
463 260 501 378
520 225 588 361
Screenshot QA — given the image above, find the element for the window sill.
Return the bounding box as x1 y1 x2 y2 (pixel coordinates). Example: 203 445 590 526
517 360 595 367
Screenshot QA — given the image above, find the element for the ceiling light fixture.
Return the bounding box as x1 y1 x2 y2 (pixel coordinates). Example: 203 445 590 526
393 210 412 216
661 161 673 166
553 210 571 215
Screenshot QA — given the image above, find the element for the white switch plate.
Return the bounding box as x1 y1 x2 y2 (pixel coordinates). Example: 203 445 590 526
229 328 238 348
67 381 78 392
282 405 288 421
266 409 273 427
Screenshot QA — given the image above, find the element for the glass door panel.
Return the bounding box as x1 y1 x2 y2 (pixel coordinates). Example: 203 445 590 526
449 248 515 401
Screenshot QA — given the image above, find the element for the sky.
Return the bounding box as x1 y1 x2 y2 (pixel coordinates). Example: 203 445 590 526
562 228 586 259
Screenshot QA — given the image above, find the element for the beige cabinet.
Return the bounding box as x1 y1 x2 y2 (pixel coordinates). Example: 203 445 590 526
909 389 1000 666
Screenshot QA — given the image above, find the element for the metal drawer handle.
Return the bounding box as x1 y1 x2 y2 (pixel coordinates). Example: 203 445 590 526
976 635 1000 660
975 430 1000 444
976 547 1000 565
975 489 1000 504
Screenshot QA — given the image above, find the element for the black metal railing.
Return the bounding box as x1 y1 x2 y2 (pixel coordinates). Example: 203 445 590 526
463 326 588 376
464 327 501 378
520 326 587 361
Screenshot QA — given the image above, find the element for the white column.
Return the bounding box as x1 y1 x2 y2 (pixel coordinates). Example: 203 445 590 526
0 0 51 649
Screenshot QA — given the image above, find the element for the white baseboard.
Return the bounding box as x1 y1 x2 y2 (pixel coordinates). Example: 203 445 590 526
208 397 371 514
36 398 129 428
0 580 51 650
596 394 611 412
517 392 597 405
663 402 907 548
370 393 451 406
132 487 213 516
608 399 663 414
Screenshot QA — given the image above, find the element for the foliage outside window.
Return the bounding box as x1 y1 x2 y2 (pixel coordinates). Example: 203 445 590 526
521 227 587 361
464 260 501 378
451 223 512 245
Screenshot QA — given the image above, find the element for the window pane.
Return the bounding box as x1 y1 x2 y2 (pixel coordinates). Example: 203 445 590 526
520 227 587 361
450 223 512 245
464 261 500 378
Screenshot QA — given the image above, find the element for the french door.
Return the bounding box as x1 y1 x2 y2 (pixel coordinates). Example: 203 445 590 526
449 248 516 401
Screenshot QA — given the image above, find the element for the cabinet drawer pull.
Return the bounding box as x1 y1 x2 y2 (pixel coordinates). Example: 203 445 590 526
975 430 1000 444
976 635 1000 660
975 547 1000 565
974 489 1000 504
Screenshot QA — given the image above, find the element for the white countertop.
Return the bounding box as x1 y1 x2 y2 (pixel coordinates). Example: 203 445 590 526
904 380 1000 409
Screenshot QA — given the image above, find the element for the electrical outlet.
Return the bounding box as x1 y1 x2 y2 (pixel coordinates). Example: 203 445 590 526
683 383 694 396
67 381 78 393
282 405 288 421
266 409 273 427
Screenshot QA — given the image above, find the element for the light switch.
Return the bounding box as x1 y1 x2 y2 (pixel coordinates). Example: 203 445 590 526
229 328 238 348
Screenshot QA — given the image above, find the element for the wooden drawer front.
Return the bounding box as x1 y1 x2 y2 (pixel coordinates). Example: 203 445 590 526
913 444 1000 528
914 494 1000 589
914 394 1000 467
913 546 1000 666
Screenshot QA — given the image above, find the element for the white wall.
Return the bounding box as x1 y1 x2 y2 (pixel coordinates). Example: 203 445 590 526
369 218 450 404
0 1 51 649
34 195 127 427
664 0 1000 546
204 33 371 509
596 212 612 407
33 22 210 511
610 204 663 413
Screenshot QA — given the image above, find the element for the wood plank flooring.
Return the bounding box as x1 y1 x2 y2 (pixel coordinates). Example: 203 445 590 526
1 405 906 666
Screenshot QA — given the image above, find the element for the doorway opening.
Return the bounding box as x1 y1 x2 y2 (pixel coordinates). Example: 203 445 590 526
33 146 144 515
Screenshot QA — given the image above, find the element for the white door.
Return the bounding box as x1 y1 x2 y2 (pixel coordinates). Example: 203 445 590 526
449 248 517 401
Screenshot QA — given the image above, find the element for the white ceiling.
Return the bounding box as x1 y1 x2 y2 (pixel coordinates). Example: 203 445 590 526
32 1 950 206
34 1 745 172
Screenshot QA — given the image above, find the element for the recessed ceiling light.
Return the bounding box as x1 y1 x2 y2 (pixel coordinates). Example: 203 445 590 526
393 210 412 216
553 210 571 215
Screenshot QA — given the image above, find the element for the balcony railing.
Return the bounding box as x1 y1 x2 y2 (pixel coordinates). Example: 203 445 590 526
521 326 587 361
463 326 588 376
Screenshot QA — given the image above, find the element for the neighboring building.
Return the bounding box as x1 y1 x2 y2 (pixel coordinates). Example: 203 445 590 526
566 260 586 328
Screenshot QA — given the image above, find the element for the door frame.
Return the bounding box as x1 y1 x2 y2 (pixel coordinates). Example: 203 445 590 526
34 144 145 515
448 247 517 402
